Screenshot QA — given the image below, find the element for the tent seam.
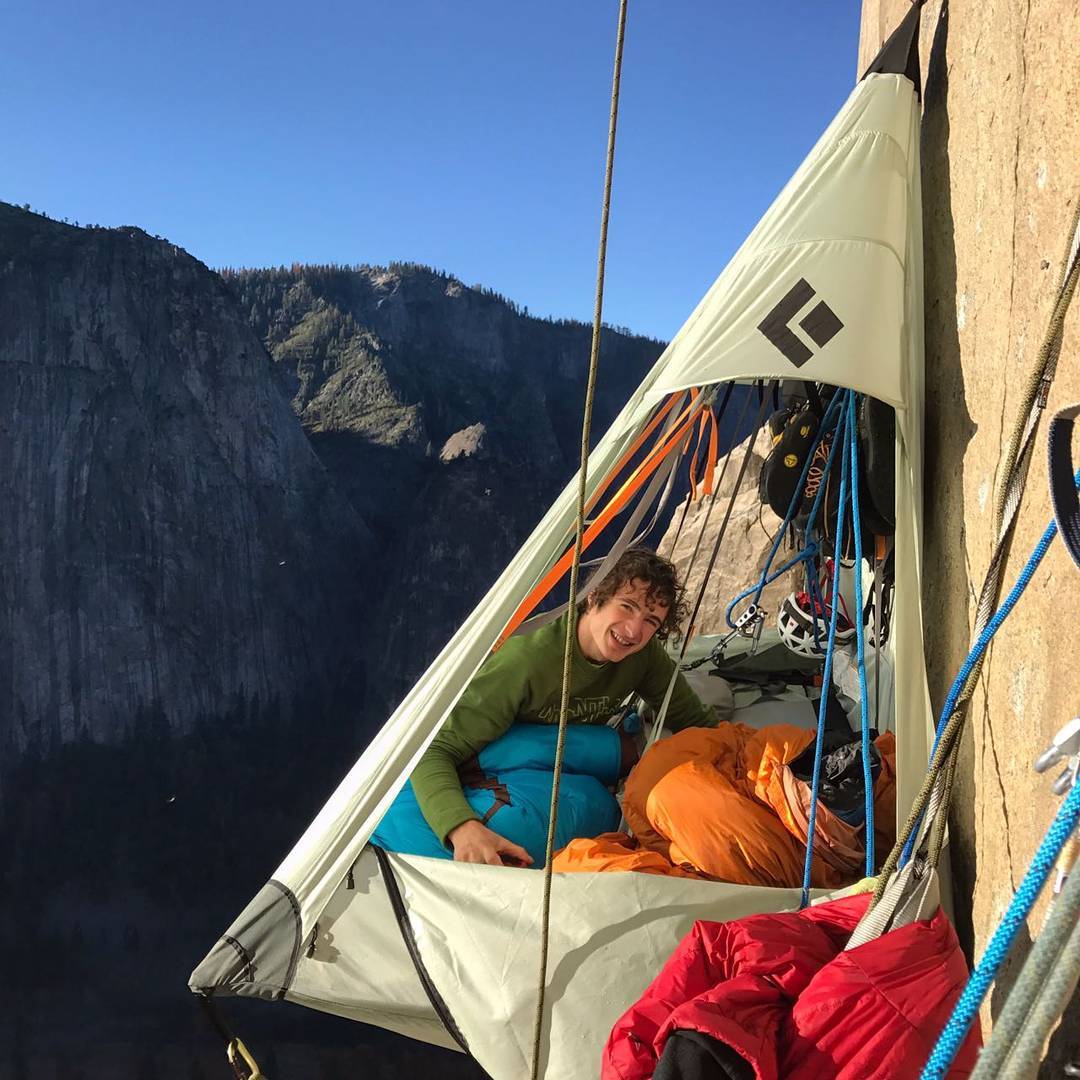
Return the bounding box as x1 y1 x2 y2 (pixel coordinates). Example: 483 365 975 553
268 878 303 995
221 934 256 983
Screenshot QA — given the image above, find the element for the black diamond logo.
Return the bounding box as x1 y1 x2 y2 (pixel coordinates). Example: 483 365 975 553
757 279 844 368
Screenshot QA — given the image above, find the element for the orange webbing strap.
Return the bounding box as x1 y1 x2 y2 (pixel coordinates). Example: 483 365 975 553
585 389 688 517
703 406 719 496
495 395 708 647
687 406 710 502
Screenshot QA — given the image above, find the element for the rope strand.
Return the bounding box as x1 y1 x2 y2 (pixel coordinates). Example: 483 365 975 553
530 3 628 1075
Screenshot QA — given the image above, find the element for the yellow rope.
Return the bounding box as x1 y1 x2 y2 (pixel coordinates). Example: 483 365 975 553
529 2 629 1075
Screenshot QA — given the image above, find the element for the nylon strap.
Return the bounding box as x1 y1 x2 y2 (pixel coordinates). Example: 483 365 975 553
663 382 736 558
703 406 719 496
514 433 685 636
688 406 709 501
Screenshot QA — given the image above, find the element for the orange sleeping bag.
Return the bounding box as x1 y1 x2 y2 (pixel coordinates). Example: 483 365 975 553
554 724 895 889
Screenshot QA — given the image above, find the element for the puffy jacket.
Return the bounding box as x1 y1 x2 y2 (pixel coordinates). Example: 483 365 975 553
603 893 980 1080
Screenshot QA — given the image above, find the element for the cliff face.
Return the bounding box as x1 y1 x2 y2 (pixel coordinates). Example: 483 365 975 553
0 221 665 1076
0 205 372 749
858 3 1079 1069
226 264 665 710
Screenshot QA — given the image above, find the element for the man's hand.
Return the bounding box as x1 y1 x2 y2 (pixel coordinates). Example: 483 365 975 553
447 819 533 867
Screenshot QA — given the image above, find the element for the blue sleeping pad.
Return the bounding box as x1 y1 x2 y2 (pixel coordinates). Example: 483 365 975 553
370 722 622 866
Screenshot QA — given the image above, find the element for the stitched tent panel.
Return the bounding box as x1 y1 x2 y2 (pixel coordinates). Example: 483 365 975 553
191 70 928 1080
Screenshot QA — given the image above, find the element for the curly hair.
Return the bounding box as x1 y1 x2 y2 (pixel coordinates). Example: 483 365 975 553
577 547 689 643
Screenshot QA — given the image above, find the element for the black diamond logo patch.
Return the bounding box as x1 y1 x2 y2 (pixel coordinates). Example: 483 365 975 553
758 279 844 368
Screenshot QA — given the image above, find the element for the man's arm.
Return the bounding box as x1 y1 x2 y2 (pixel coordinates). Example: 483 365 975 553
410 640 534 848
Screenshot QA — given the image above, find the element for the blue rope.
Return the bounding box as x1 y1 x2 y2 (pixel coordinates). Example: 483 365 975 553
724 389 844 629
847 393 874 873
911 468 1080 1075
900 498 1075 868
726 543 820 609
920 777 1080 1078
800 394 852 908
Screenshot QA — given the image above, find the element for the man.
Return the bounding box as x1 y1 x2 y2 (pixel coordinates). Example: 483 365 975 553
410 547 720 866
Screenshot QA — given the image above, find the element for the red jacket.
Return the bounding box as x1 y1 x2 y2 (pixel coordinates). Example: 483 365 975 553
602 894 980 1079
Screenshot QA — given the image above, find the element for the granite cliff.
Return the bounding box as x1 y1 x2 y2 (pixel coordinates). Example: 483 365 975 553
0 210 668 746
0 205 372 750
0 208 667 1075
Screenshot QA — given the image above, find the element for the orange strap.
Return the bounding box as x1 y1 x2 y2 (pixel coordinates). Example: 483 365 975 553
703 406 719 496
585 390 689 516
688 407 709 502
496 395 708 647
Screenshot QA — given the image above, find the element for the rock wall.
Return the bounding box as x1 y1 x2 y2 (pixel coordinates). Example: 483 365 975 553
858 2 1079 1068
0 205 372 748
658 427 789 636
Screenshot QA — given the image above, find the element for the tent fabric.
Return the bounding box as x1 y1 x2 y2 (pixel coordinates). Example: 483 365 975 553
191 69 927 1080
601 894 980 1080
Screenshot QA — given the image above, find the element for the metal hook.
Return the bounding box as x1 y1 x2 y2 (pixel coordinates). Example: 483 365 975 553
1035 718 1080 895
227 1038 268 1080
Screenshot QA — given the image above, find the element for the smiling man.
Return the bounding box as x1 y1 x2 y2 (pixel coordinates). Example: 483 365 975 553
409 547 721 866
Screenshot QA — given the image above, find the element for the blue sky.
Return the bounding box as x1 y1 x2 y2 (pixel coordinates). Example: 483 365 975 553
3 1 862 340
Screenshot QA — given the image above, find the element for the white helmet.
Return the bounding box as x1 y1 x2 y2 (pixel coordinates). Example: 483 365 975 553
777 589 856 657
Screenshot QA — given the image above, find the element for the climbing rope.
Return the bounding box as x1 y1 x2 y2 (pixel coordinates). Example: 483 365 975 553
969 795 1080 1077
643 382 774 753
917 451 1080 1075
921 724 1080 1076
855 473 1080 959
868 195 1080 914
530 2 628 1075
846 391 875 875
800 398 852 907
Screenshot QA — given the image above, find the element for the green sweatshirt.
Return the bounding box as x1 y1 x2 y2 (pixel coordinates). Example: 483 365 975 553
410 612 718 845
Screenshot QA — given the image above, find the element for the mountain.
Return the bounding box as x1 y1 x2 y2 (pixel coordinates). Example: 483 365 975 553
223 262 666 712
0 205 372 752
0 206 668 1077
